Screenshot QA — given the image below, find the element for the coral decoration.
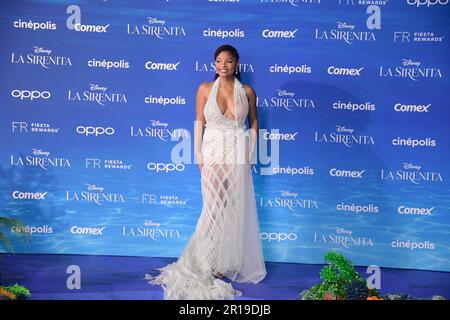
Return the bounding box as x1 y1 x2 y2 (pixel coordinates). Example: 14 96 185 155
0 287 17 300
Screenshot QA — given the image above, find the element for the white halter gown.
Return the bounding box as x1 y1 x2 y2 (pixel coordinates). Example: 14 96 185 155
146 77 266 299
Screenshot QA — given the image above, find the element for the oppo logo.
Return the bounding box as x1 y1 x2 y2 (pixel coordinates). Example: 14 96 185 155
407 0 448 7
260 232 297 242
147 162 185 173
11 89 51 100
76 126 115 136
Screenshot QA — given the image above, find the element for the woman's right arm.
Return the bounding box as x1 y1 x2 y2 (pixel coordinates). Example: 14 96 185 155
194 83 207 172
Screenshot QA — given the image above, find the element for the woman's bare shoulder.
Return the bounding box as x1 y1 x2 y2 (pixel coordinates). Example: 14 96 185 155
243 84 256 98
198 82 214 93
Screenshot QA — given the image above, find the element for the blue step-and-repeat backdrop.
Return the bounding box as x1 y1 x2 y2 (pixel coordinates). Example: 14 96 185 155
0 0 449 272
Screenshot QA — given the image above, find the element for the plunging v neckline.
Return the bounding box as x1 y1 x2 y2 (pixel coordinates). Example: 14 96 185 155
215 78 236 121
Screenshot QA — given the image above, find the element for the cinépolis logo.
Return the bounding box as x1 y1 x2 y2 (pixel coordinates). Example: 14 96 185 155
11 225 53 235
88 58 130 70
332 101 376 112
337 202 379 214
203 28 245 38
392 136 437 148
144 95 186 106
269 64 312 74
13 18 56 31
272 165 314 176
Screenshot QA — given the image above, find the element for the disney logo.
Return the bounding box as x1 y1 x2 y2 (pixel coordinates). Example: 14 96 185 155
336 227 352 236
89 84 107 92
144 220 161 227
32 148 50 157
87 184 105 192
277 90 295 97
402 59 421 67
403 163 421 171
33 46 52 55
281 190 298 197
147 17 165 25
337 22 355 30
336 125 354 134
150 120 168 128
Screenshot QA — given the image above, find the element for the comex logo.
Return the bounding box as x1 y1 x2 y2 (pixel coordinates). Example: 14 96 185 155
66 5 109 33
145 61 180 71
262 29 298 38
76 126 115 136
11 89 51 100
70 226 105 235
394 103 431 113
263 132 298 141
407 0 448 7
12 191 47 200
260 232 297 242
328 66 364 76
398 206 434 216
330 168 365 178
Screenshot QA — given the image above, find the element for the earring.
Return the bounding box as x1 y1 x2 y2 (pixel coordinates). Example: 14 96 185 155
235 67 238 75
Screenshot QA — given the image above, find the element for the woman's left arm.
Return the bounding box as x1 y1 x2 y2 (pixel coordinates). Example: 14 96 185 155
245 85 258 165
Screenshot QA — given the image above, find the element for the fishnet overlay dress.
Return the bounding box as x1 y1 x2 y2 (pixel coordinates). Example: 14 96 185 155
146 78 266 300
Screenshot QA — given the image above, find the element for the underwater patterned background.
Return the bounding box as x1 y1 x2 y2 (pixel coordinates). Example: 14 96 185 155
0 0 449 272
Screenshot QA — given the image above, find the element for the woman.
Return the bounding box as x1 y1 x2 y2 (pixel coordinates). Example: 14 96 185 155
146 45 266 300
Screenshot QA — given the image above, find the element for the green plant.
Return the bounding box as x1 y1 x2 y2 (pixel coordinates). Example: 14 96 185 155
0 284 31 300
301 251 380 300
0 217 32 300
0 217 29 253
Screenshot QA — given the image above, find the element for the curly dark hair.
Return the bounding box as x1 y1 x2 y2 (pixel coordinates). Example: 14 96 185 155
214 44 241 81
